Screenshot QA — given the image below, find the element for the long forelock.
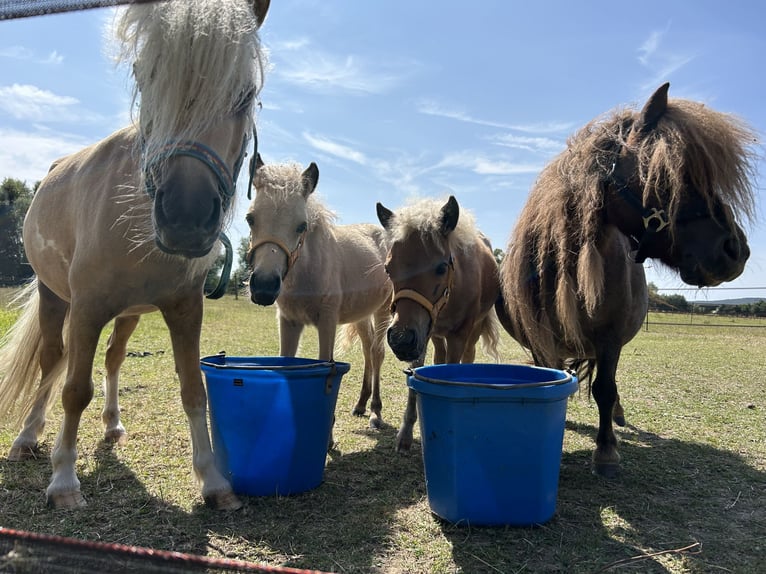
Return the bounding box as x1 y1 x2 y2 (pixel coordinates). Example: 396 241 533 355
387 197 480 253
253 163 337 233
116 0 266 151
635 99 757 233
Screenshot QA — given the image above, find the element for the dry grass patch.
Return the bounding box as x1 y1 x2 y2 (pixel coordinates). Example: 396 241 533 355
1 291 764 573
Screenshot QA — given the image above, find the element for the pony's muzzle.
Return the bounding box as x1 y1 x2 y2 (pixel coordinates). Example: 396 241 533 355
387 325 424 362
249 271 281 306
152 178 222 258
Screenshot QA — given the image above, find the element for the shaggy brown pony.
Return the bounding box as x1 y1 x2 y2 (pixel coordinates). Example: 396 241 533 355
496 82 756 477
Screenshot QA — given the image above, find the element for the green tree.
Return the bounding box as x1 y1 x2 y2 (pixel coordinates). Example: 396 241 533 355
492 248 504 265
0 177 35 286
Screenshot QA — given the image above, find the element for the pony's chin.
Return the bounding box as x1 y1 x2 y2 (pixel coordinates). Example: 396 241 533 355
250 292 278 306
678 265 742 288
155 237 215 259
391 347 424 363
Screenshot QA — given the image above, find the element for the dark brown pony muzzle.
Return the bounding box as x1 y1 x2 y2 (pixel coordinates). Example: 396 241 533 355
387 323 428 362
676 218 750 287
387 299 432 362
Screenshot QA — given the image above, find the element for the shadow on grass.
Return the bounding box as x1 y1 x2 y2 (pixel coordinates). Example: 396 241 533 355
0 425 425 573
4 415 762 573
439 420 766 574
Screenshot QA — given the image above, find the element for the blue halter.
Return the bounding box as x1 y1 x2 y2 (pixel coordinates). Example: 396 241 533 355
141 127 255 299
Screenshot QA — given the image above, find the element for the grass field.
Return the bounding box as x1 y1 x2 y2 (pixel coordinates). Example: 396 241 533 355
0 290 764 573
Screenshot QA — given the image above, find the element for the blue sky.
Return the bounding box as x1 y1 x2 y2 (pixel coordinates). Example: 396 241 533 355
1 0 764 301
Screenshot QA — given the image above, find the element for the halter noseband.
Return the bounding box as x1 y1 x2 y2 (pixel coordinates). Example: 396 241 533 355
141 125 258 299
246 230 307 276
143 135 249 212
390 256 454 328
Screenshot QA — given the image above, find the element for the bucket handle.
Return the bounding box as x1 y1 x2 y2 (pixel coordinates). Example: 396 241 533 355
404 367 575 390
201 352 339 372
324 362 337 395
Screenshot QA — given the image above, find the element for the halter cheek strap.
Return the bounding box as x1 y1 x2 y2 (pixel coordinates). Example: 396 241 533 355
608 162 671 264
246 230 307 275
390 258 454 327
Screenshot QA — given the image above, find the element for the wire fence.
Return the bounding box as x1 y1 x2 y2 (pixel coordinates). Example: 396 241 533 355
0 0 158 20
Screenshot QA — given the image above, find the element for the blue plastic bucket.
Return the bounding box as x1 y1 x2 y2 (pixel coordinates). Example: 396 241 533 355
407 363 578 526
200 355 350 496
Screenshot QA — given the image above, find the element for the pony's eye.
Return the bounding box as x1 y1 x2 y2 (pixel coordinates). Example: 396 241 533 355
245 213 254 227
383 264 390 275
435 261 449 276
296 221 308 234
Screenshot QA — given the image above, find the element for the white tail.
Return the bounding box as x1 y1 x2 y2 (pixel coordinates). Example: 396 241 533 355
0 280 68 426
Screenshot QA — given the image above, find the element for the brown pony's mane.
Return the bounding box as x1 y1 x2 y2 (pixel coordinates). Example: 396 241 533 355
506 97 758 358
253 162 338 238
386 197 481 252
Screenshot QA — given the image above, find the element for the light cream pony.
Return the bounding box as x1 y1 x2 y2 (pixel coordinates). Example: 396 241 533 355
0 0 269 510
246 155 393 431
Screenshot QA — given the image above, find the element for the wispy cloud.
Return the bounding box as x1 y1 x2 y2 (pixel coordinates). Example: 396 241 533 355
637 24 695 90
0 46 64 65
0 128 89 183
0 83 104 124
638 30 664 66
416 99 573 134
436 152 542 176
272 39 409 95
303 132 368 165
491 133 564 154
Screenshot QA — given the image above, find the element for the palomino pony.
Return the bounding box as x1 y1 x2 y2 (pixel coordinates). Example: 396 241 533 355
376 196 501 451
0 0 269 510
246 155 393 430
496 83 756 477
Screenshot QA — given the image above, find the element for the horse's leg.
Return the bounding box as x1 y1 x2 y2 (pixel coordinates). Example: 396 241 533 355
612 391 626 427
316 317 338 448
9 282 68 461
459 323 483 364
351 319 374 421
591 345 622 478
47 298 108 509
278 316 304 357
395 353 425 453
368 306 389 430
162 295 240 510
102 315 140 444
432 337 447 364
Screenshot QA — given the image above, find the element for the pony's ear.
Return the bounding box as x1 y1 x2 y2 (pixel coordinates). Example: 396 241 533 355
251 0 270 27
634 82 670 135
439 195 459 236
251 153 265 176
301 162 319 197
377 202 394 230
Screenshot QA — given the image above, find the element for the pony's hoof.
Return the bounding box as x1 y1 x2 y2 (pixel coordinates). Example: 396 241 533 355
204 490 242 511
103 428 128 445
351 406 366 417
613 414 626 427
395 434 413 453
7 444 38 461
592 462 621 479
47 491 87 509
369 415 383 430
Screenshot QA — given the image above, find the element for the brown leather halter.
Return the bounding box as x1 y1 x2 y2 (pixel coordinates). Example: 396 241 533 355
390 257 454 326
246 230 307 275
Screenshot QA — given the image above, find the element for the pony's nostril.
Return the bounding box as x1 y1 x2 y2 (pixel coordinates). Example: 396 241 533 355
722 237 740 261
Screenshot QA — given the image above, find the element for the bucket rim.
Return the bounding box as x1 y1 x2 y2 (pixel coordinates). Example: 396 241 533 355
201 354 349 372
405 365 575 390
